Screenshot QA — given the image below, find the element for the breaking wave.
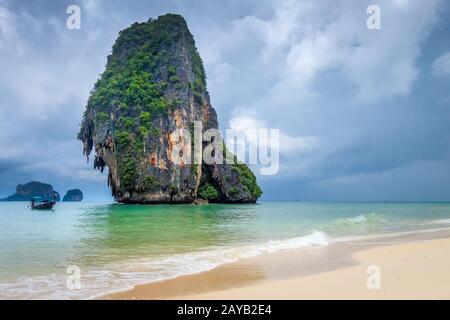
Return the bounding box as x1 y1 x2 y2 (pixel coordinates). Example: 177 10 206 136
322 213 390 235
0 231 330 300
425 219 450 226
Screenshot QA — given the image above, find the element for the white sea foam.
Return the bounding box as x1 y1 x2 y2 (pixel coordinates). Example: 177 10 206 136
332 226 450 243
323 213 389 234
426 219 450 225
346 215 367 224
343 213 388 226
0 231 330 300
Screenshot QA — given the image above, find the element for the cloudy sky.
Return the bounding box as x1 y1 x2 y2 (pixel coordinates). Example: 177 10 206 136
0 0 449 201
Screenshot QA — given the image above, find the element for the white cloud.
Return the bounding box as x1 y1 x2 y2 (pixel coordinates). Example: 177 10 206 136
280 135 319 154
83 0 103 16
229 114 319 155
202 43 234 85
0 5 23 53
197 0 444 179
207 0 441 105
0 7 108 119
20 159 106 182
280 0 439 102
433 52 450 76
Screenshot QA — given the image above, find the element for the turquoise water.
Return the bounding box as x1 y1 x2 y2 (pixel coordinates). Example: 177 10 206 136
0 201 449 299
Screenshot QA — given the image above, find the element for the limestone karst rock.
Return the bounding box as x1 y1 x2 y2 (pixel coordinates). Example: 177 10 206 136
78 14 261 204
62 189 83 202
0 182 60 201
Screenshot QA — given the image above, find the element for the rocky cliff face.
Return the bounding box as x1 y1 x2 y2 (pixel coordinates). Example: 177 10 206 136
78 14 261 204
1 182 60 201
63 189 83 202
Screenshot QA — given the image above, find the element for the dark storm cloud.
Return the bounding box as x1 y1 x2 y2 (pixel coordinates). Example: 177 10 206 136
0 0 449 201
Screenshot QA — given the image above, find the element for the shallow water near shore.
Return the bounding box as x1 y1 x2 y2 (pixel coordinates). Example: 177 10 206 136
0 201 449 299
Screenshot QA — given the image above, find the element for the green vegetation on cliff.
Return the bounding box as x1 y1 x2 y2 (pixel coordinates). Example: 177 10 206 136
232 164 263 198
198 185 219 201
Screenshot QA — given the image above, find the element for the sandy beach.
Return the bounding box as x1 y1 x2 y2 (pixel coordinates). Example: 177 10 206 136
103 230 450 300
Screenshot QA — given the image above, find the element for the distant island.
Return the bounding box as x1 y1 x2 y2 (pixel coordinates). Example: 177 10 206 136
0 182 84 203
78 14 262 204
0 182 60 202
63 189 83 202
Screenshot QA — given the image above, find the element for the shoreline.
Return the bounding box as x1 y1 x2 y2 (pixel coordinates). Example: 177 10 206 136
101 228 450 300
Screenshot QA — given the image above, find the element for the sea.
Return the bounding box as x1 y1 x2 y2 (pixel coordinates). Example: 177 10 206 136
0 201 449 299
